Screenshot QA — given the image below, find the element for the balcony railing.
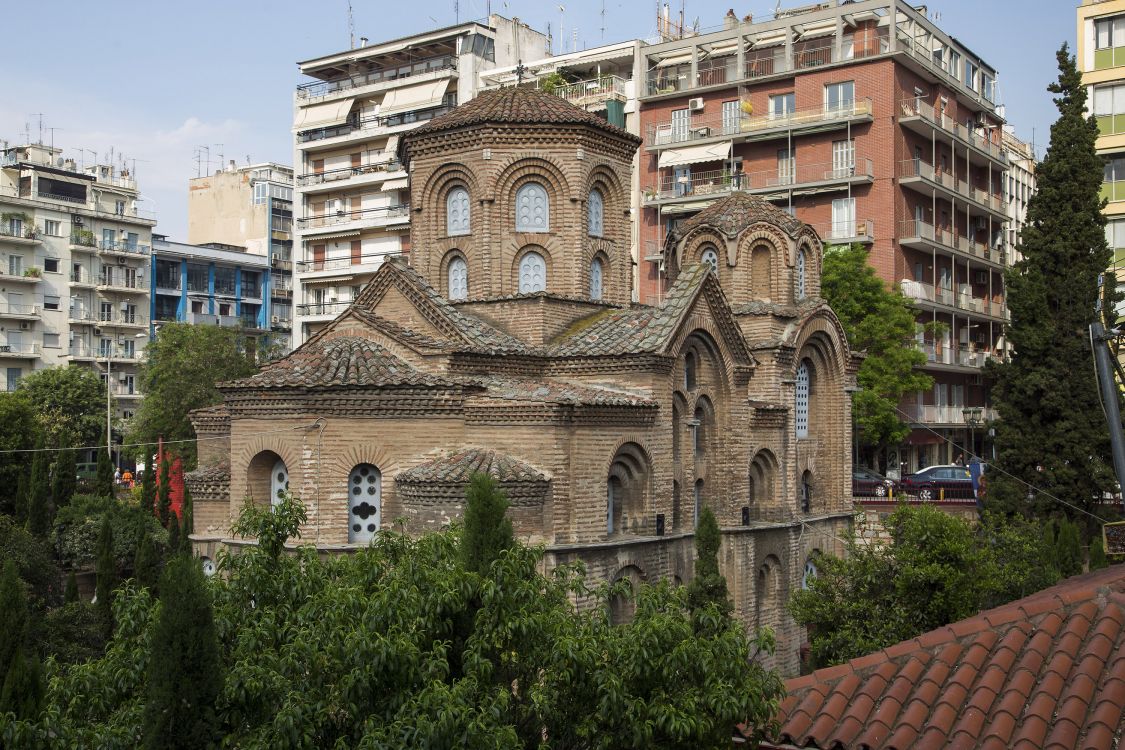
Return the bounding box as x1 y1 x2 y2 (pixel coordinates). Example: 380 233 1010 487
37 191 86 205
0 303 39 317
296 160 404 187
898 98 1005 163
297 203 409 230
297 301 351 317
297 251 397 272
552 75 628 108
647 98 872 147
97 274 147 291
99 240 151 256
0 224 39 241
97 311 148 327
898 220 1005 265
900 279 1006 318
918 343 1008 368
0 343 40 356
297 101 455 143
897 160 1004 213
69 232 97 248
70 271 95 285
814 219 875 245
902 404 998 425
644 159 872 203
296 57 456 100
69 308 96 323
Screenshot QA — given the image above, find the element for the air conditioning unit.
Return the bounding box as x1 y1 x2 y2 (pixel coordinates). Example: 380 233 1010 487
19 321 30 330
691 126 711 137
271 315 280 324
688 97 705 111
973 271 988 284
72 215 84 226
93 327 103 336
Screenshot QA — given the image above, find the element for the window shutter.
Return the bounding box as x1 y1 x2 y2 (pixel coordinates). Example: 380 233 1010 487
351 240 362 265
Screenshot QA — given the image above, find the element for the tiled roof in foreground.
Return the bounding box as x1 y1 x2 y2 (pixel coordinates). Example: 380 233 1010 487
762 565 1125 750
676 191 807 240
396 448 549 484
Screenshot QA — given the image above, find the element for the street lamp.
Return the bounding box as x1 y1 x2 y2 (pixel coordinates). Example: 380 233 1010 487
962 406 983 459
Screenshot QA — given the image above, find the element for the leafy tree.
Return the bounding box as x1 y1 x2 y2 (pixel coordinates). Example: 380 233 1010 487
1055 517 1084 577
0 644 44 721
53 433 78 510
821 244 932 456
15 365 105 447
95 443 115 500
0 393 36 517
94 515 116 622
1090 535 1108 570
64 571 79 604
977 512 1060 608
230 491 307 560
0 560 28 681
13 468 28 525
987 46 1117 529
129 322 256 468
180 485 194 548
167 513 181 555
140 457 156 518
0 516 58 607
686 506 732 626
38 602 108 667
53 494 166 571
141 554 222 750
134 528 160 590
460 472 513 575
156 455 172 526
26 433 51 538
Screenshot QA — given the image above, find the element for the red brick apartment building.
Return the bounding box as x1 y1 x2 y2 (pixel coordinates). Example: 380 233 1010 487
637 0 1008 474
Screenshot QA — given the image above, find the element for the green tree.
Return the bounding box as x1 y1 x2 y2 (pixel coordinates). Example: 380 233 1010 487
129 322 256 468
229 491 307 560
1090 535 1108 570
987 46 1117 529
64 571 79 604
180 485 194 546
821 243 933 455
53 433 78 510
0 560 28 681
133 528 160 590
13 468 29 524
15 365 105 446
167 512 181 556
459 472 514 575
686 506 732 627
140 456 156 517
141 555 223 750
1055 517 1084 577
0 644 44 721
156 455 172 527
94 515 116 622
0 393 36 518
95 443 115 500
0 516 58 607
26 433 51 538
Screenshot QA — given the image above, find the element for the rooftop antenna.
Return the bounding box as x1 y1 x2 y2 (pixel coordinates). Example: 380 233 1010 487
46 127 61 151
600 0 605 42
347 0 355 49
214 143 225 172
454 0 459 23
558 5 565 53
28 114 44 145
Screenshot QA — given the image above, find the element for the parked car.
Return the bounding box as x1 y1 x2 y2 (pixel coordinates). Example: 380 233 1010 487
899 464 977 500
852 466 898 497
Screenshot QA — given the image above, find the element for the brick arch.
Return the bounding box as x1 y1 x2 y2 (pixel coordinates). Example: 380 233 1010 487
793 236 822 302
511 243 553 294
420 162 481 222
748 448 780 510
325 442 397 481
609 563 647 625
791 311 852 376
735 227 790 303
674 226 728 270
439 248 470 299
585 248 611 300
236 435 301 487
493 156 571 210
236 436 303 509
671 321 736 396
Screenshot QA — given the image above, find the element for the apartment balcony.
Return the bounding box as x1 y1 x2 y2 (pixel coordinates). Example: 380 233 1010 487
296 204 410 234
811 219 875 246
96 275 148 294
97 311 148 330
297 101 455 147
69 232 98 253
296 57 456 102
551 75 628 110
898 98 1006 166
900 279 1007 320
0 343 40 359
0 303 39 320
643 159 873 211
0 269 42 285
68 344 139 365
67 344 97 362
918 342 1008 371
898 220 1005 268
69 270 96 288
893 31 999 110
897 160 1005 220
645 98 873 149
98 240 151 259
184 311 247 329
297 252 397 274
271 257 294 272
902 404 998 427
0 224 41 245
297 301 351 319
68 308 97 326
295 160 406 193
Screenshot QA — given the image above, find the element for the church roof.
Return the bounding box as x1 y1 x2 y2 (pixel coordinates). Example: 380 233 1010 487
396 448 549 484
403 85 639 146
222 336 459 390
469 375 656 407
676 192 808 239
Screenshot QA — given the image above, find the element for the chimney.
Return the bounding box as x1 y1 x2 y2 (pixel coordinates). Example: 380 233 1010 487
228 159 236 172
360 36 368 47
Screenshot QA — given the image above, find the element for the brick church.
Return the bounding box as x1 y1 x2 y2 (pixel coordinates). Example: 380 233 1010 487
187 86 858 675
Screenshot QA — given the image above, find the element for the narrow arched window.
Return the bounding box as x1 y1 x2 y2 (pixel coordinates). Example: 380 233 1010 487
701 246 719 274
515 182 549 232
795 360 810 438
348 463 381 544
607 476 622 534
796 249 807 299
693 405 705 456
694 479 704 528
800 470 813 513
589 257 603 300
447 187 470 236
448 256 468 300
802 556 818 589
271 458 289 507
684 351 696 390
518 251 547 293
588 189 604 237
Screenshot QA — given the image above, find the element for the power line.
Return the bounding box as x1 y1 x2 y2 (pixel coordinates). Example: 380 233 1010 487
0 423 319 457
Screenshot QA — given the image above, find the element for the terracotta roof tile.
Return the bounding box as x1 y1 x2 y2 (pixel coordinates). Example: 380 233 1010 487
764 566 1125 750
395 448 549 484
674 191 808 240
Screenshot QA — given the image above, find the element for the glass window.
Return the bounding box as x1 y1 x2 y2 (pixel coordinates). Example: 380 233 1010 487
43 258 59 274
795 361 810 437
587 189 604 237
824 81 855 112
42 333 59 348
670 108 690 141
448 256 468 300
721 99 741 134
518 251 547 293
271 459 289 507
6 368 21 392
43 220 60 236
769 92 795 119
831 139 855 177
447 187 470 236
43 295 60 311
777 148 795 185
796 249 807 299
701 246 719 274
831 198 856 239
515 183 549 232
348 463 381 544
1096 16 1125 48
589 257 603 300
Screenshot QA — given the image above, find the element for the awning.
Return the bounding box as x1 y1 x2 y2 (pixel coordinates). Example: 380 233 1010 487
381 177 409 191
306 230 360 241
294 97 355 130
656 52 693 68
798 21 838 40
661 201 712 215
705 41 739 57
657 142 732 168
379 79 450 116
304 274 356 285
369 135 401 164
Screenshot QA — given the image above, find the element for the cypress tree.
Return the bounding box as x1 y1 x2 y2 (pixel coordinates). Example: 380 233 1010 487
134 528 160 589
0 643 44 721
26 433 51 537
94 515 116 621
64 570 79 604
1090 534 1109 570
13 464 29 525
95 443 115 500
168 513 181 556
52 434 78 510
141 554 222 750
141 454 157 517
0 560 28 681
1055 518 1084 577
181 484 194 551
987 45 1117 529
157 455 172 527
460 472 514 575
687 507 732 626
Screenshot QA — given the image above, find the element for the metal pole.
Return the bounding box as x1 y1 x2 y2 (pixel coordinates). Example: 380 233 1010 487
1092 321 1125 491
106 347 113 459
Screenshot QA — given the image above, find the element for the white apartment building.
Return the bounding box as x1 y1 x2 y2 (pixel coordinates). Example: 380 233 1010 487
1001 127 1035 268
291 16 548 346
0 141 154 419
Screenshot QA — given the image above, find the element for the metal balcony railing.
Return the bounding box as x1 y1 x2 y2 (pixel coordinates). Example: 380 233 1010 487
902 404 998 425
0 343 40 356
297 204 409 230
97 274 147 290
99 240 151 256
297 301 351 316
296 160 404 186
897 160 1004 213
0 303 39 316
918 343 1008 368
296 57 456 100
812 219 875 244
552 75 628 107
898 98 1005 162
898 220 1005 265
643 158 872 203
296 100 455 142
647 98 872 147
899 279 1006 318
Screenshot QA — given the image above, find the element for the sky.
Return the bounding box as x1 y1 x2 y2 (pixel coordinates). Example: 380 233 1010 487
1 0 1076 240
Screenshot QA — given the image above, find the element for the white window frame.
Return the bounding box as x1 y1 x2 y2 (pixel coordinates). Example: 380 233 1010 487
348 463 382 544
795 361 810 437
824 81 855 113
518 251 547 293
701 247 719 274
515 182 549 232
447 186 471 236
587 189 604 237
448 255 468 301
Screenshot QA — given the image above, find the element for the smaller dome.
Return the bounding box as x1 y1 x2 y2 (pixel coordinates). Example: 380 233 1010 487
674 192 809 241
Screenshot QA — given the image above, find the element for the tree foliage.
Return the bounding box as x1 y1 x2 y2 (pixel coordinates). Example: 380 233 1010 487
2 495 786 748
94 515 116 623
26 433 51 538
460 472 514 575
821 243 932 451
95 443 115 500
686 507 732 626
0 644 44 721
15 366 105 447
790 504 1059 667
0 561 28 682
156 455 171 527
0 394 36 518
987 46 1118 529
52 434 78 511
129 323 256 468
133 527 160 590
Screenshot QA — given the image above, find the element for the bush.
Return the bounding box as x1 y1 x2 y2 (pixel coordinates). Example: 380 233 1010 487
36 602 108 666
52 495 167 570
0 515 58 606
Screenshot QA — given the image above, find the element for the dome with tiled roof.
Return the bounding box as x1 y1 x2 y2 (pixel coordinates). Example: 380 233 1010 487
674 191 810 240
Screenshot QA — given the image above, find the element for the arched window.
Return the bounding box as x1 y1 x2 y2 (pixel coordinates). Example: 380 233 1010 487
802 556 818 589
701 246 719 274
795 360 810 438
515 182 549 232
694 479 704 528
607 476 622 534
693 405 705 456
589 257 603 300
446 187 470 236
448 255 468 300
588 189 604 237
348 463 382 544
518 251 547 293
796 249 807 299
751 245 772 299
271 458 289 507
684 351 696 390
608 443 650 536
800 470 813 513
